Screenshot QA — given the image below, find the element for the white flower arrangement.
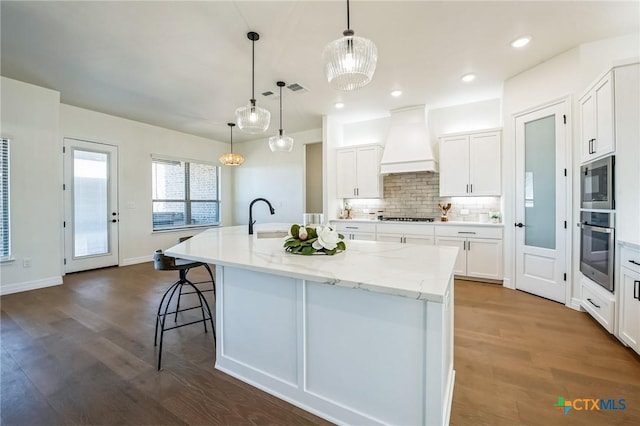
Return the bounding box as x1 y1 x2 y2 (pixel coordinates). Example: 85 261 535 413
284 224 346 255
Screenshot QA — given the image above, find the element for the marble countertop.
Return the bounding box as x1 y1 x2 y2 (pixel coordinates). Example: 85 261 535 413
165 224 458 303
331 218 504 227
618 239 640 250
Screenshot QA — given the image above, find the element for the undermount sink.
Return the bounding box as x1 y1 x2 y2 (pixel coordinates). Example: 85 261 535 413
255 230 289 239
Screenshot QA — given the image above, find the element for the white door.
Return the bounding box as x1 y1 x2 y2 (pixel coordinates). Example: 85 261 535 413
439 135 469 196
355 146 380 197
514 101 568 303
336 148 356 198
436 237 466 276
64 138 119 273
469 132 501 195
466 238 503 280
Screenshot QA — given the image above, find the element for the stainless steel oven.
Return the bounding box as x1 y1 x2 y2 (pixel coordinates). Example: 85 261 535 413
580 211 615 291
581 155 614 210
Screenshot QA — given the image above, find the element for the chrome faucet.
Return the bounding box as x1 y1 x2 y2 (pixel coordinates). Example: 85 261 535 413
249 198 275 235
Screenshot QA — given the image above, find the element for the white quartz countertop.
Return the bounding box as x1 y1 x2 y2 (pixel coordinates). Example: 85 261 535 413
331 218 504 227
165 224 458 303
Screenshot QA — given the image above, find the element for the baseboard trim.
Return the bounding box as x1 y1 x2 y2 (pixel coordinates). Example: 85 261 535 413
502 278 514 289
569 297 584 312
0 276 63 296
120 255 152 266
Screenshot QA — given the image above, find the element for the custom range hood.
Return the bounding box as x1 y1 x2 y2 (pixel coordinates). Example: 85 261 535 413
379 105 438 174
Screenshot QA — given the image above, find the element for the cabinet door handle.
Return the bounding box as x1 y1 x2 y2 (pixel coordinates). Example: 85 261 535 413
345 226 358 229
470 184 473 193
466 184 469 193
634 281 640 300
467 240 471 251
458 231 476 234
587 298 601 309
629 260 640 266
592 138 596 153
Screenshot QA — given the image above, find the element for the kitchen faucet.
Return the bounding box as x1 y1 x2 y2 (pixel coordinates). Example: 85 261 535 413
248 198 275 235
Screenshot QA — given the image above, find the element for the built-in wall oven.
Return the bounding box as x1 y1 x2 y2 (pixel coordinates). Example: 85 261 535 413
581 155 614 210
580 211 615 291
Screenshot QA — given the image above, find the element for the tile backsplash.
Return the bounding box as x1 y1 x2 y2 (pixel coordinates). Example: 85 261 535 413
343 172 501 222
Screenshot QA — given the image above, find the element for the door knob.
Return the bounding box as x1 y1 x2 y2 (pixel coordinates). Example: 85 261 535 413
514 222 525 228
111 219 117 223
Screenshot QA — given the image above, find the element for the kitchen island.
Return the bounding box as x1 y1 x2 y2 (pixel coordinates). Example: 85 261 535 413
166 225 458 426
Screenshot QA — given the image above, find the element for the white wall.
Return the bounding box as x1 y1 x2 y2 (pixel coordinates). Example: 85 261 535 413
60 104 233 266
232 128 322 226
0 77 62 295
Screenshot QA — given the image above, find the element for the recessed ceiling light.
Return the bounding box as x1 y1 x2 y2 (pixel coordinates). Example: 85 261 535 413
461 73 476 83
390 90 402 97
334 102 345 109
511 36 531 48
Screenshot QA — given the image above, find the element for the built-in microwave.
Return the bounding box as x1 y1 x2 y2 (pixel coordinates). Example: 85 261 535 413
581 155 614 210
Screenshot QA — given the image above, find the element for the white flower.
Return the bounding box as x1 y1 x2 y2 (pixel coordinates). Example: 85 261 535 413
312 226 340 251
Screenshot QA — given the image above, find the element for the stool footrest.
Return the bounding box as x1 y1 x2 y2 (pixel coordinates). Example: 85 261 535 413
161 317 212 332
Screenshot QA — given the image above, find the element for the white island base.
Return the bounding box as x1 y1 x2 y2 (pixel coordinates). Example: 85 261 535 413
216 266 454 426
166 226 456 425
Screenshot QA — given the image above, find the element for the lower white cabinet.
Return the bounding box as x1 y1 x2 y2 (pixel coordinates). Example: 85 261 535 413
581 275 616 334
435 226 503 281
332 221 376 241
618 245 640 354
376 223 434 245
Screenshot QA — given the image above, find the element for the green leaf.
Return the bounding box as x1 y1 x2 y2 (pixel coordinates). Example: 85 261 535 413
284 239 300 248
292 245 303 253
290 224 300 238
301 246 315 255
307 227 317 239
338 233 345 240
336 241 346 251
325 248 337 255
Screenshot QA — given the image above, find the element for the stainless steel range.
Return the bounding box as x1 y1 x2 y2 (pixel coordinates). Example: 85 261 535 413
379 217 435 222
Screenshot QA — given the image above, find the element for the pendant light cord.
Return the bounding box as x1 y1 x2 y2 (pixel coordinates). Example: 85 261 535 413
251 38 255 102
279 85 283 131
346 0 350 30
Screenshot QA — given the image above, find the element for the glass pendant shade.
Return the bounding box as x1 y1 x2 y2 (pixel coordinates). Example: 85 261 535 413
323 32 377 91
220 123 244 166
237 31 271 133
269 130 294 152
236 100 271 134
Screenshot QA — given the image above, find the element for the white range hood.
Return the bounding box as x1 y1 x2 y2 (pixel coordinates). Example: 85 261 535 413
379 105 438 174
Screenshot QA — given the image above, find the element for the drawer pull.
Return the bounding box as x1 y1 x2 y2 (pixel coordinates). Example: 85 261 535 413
629 259 640 266
587 298 601 309
345 226 358 229
635 281 640 301
458 231 476 235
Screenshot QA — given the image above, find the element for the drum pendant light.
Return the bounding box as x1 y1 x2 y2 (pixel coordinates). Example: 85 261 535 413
268 81 294 152
322 0 377 91
219 123 244 166
236 32 271 133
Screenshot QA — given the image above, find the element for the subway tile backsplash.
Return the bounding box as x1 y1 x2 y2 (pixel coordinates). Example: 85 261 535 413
343 172 501 222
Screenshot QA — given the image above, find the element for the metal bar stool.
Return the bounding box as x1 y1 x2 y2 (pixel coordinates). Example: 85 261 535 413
153 239 216 371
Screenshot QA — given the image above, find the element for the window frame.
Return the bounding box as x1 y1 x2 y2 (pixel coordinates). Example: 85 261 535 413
151 155 221 232
0 138 10 261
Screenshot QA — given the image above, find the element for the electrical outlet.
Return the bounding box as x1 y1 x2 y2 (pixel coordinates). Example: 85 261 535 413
23 258 32 268
460 209 469 215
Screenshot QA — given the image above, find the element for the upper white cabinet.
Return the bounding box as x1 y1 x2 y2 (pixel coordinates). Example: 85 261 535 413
439 130 501 196
336 145 383 198
580 71 614 163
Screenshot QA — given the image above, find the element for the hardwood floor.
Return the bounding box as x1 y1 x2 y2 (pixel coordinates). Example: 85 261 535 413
1 264 639 425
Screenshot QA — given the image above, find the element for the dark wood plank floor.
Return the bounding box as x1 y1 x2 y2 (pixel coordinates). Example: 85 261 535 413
2 263 639 425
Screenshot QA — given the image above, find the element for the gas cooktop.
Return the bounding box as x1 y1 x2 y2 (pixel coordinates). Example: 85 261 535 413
379 217 435 222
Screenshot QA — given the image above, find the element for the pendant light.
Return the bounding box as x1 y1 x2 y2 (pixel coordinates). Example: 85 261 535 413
219 123 244 166
236 32 271 133
322 0 378 91
268 81 294 152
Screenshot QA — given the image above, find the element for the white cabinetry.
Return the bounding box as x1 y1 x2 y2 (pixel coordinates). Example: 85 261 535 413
580 71 614 163
618 245 640 354
332 221 376 241
439 130 501 196
435 225 503 280
336 145 383 198
580 275 616 334
376 223 434 245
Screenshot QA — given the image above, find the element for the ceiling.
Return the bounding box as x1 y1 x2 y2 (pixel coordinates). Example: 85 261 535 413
1 1 638 143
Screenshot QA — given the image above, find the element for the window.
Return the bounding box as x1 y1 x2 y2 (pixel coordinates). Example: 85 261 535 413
152 157 220 230
0 138 10 259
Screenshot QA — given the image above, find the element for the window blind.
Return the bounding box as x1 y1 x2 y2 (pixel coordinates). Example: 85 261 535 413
0 138 10 258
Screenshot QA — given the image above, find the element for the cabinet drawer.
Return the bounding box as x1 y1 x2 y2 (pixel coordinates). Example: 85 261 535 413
333 222 376 233
434 225 502 239
621 246 640 275
376 223 434 236
581 277 615 333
